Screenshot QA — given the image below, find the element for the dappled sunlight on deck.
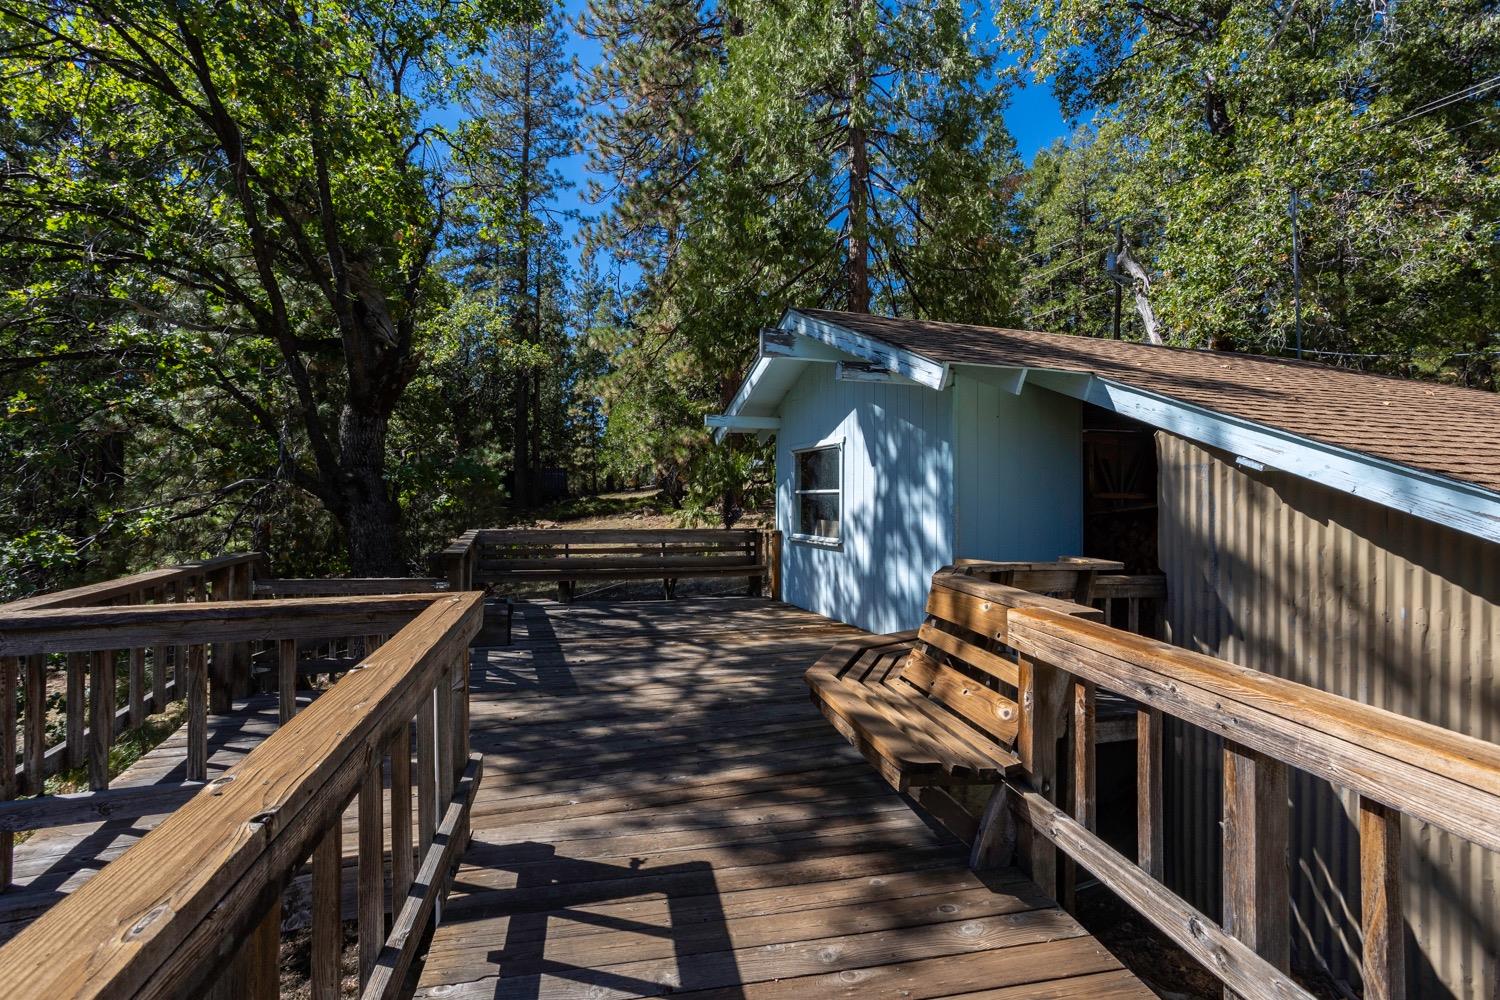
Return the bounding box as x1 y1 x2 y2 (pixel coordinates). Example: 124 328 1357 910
414 596 1148 1000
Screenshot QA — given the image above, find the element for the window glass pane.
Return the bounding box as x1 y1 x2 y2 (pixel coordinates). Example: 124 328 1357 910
798 494 840 538
797 447 838 491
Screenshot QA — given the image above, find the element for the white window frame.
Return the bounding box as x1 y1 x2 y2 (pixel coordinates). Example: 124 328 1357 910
791 442 843 546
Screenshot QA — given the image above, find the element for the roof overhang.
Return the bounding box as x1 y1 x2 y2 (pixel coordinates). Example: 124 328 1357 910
708 310 1500 546
709 309 950 442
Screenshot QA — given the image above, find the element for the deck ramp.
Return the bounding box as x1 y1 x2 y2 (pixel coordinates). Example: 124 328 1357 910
416 597 1148 1000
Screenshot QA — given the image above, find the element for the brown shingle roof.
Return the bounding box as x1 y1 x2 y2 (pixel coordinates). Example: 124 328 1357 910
799 309 1500 496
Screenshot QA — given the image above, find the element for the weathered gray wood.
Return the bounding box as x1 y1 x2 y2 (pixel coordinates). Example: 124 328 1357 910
391 726 413 909
24 655 45 796
311 824 342 1000
358 754 482 1000
1 656 15 889
0 781 203 832
0 553 263 612
417 686 437 854
65 653 86 769
88 650 114 791
1360 797 1405 1000
129 646 147 729
278 638 297 724
1016 655 1066 897
1008 783 1310 1000
436 665 455 809
186 645 208 782
1223 742 1290 996
1137 707 1164 879
359 753 385 989
256 578 444 597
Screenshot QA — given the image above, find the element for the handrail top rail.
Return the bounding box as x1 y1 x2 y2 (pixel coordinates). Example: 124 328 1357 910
951 556 1124 573
1 552 266 612
929 568 1103 623
0 591 484 1000
1008 606 1500 850
0 592 450 657
475 527 762 545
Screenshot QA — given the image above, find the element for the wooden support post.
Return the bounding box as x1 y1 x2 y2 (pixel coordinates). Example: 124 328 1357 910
417 684 437 855
391 725 414 909
766 530 783 601
454 650 470 784
186 644 208 782
1137 706 1164 879
65 653 85 769
1016 654 1068 898
278 638 298 724
310 824 342 1000
206 893 281 1000
1360 797 1405 1000
24 654 46 797
128 646 146 730
358 751 385 989
231 561 253 701
88 650 114 791
208 568 233 714
969 785 1016 871
1223 741 1290 997
435 664 455 809
151 586 168 714
1 657 16 890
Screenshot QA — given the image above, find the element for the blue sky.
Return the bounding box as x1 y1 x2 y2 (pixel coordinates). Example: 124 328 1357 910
548 0 1068 274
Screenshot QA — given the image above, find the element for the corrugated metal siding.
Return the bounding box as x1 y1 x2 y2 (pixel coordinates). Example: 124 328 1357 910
1157 433 1500 999
776 364 955 634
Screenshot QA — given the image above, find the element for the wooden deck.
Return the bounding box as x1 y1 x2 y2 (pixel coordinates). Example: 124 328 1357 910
415 596 1149 1000
1 596 1149 998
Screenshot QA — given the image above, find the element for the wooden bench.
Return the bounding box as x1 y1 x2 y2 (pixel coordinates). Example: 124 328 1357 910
805 563 1111 854
462 529 774 601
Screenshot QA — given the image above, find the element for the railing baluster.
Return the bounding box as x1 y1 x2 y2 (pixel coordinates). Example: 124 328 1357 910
128 644 146 730
436 660 455 808
358 749 386 988
1360 797 1405 1000
24 654 45 796
1223 741 1290 998
277 638 297 724
1061 677 1096 910
391 723 414 908
417 683 437 854
1016 654 1066 897
455 649 470 781
206 895 281 1000
1 656 17 890
65 652 85 769
151 585 168 714
186 644 208 782
310 824 342 1000
88 650 114 791
1137 706 1164 879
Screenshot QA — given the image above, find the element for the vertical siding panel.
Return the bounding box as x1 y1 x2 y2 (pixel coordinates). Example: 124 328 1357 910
1158 433 1500 999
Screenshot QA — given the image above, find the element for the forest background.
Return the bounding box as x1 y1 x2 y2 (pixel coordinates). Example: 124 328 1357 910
2 0 1495 594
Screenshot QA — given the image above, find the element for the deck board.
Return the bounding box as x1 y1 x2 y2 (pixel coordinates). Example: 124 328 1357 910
415 597 1149 1000
0 596 1149 998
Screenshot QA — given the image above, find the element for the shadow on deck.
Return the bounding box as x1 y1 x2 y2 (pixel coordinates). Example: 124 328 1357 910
415 597 1148 1000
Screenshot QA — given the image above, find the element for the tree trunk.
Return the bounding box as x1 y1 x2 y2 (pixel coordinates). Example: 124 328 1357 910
335 406 405 575
845 0 870 314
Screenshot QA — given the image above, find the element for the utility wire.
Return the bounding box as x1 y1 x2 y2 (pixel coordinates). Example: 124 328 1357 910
1358 72 1500 132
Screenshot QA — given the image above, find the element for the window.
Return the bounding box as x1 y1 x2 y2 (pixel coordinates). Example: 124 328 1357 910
794 445 841 541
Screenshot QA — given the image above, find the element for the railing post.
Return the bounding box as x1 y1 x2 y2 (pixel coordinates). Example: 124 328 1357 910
392 724 414 908
417 682 438 855
278 638 298 724
1223 741 1290 998
1061 677 1097 909
151 585 168 713
1360 797 1405 1000
1 656 16 890
206 894 280 1000
1016 653 1068 897
65 652 85 769
88 650 114 791
1137 706 1164 879
231 560 254 701
358 749 385 989
24 654 46 796
208 567 233 713
311 825 342 1000
766 529 783 601
186 644 208 782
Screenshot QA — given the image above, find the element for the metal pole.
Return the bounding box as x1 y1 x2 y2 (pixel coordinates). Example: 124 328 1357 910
1290 189 1303 360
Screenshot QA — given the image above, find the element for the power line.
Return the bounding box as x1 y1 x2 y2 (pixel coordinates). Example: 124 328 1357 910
1358 72 1500 132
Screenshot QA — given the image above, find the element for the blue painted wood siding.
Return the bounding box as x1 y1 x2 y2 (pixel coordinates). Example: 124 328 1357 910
776 364 955 634
951 373 1084 563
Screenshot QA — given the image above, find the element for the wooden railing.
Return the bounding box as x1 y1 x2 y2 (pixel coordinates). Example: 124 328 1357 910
1088 573 1166 638
0 593 457 888
989 600 1500 1000
0 591 483 1000
445 528 781 601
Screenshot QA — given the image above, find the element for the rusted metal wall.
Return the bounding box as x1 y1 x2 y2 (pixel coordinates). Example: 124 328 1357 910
1156 432 1500 1000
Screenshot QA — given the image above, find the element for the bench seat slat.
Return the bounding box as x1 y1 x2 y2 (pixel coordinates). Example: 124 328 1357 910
897 648 1020 744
